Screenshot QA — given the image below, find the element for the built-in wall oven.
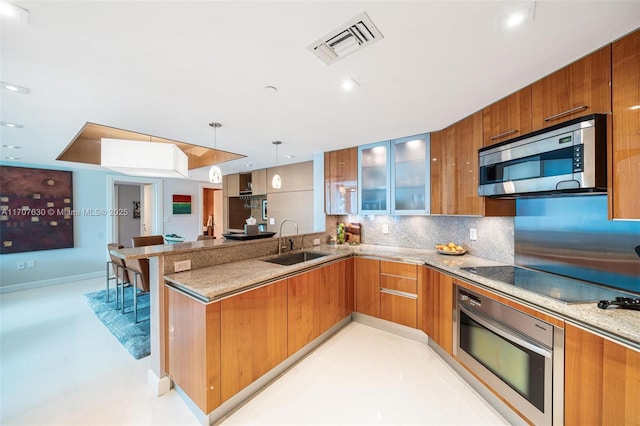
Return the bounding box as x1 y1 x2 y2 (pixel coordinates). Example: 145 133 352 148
454 286 564 425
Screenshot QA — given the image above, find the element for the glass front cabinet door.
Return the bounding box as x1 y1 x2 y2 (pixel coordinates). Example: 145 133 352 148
358 141 391 215
391 133 430 215
358 134 430 216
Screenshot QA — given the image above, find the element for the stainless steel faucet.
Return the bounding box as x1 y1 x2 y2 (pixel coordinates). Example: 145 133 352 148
278 218 298 255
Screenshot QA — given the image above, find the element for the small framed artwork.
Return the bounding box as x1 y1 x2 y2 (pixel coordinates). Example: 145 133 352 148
261 199 268 221
133 201 141 218
172 194 192 214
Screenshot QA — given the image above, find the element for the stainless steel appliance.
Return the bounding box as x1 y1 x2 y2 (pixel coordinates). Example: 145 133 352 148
460 265 639 304
478 114 606 197
455 286 564 425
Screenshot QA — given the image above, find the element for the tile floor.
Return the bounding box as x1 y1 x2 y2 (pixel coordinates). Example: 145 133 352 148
1 277 508 425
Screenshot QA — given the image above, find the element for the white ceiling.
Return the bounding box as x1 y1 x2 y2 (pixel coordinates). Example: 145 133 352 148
2 1 639 181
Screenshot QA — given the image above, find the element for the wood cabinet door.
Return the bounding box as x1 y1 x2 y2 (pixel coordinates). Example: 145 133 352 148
220 279 287 402
223 173 240 197
287 267 322 356
325 148 358 215
565 323 640 425
482 86 532 147
251 169 267 195
166 287 221 413
429 130 444 215
355 257 380 317
453 111 484 216
424 267 454 356
532 45 611 130
612 29 640 219
380 292 417 328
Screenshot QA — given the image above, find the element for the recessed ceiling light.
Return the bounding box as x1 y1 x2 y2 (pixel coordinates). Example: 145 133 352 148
496 2 535 32
282 154 295 159
4 156 21 160
0 1 29 24
2 144 21 149
243 163 254 167
0 121 23 128
1 81 30 94
264 85 278 92
342 77 360 91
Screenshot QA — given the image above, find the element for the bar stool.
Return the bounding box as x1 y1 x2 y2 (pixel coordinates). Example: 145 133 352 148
106 243 129 308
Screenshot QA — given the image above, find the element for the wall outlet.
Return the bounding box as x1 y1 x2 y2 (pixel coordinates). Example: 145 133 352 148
313 238 320 246
27 260 35 268
269 218 275 225
382 224 389 235
470 228 477 241
174 260 191 272
17 261 25 270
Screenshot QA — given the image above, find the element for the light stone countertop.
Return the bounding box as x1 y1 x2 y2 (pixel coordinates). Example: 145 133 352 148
163 243 640 350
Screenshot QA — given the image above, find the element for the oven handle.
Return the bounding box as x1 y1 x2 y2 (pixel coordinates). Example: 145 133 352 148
459 305 552 358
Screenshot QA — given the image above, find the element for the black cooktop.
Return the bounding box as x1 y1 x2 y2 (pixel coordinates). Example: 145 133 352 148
460 265 638 304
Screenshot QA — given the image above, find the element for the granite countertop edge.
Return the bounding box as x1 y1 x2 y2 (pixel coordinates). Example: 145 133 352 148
162 243 640 349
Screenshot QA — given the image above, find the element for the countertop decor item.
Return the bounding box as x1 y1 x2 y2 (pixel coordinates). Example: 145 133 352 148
435 242 466 255
164 234 185 243
222 231 276 241
337 222 346 244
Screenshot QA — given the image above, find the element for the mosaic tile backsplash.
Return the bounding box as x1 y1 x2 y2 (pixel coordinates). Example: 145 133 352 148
326 214 514 265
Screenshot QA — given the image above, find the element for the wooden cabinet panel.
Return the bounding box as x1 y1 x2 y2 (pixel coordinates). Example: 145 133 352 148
288 267 321 356
380 275 417 294
223 173 240 197
166 287 221 413
220 279 287 402
380 292 417 328
324 147 358 215
532 45 611 130
429 130 443 215
424 267 454 356
482 86 532 147
431 114 514 217
380 260 417 278
612 29 640 219
251 169 267 195
355 257 380 317
565 323 640 425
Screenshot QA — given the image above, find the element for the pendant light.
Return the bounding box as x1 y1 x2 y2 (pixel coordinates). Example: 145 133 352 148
272 140 282 189
208 122 222 184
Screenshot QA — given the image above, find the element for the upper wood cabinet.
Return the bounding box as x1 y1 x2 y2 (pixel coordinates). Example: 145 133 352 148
532 45 612 130
482 86 532 147
430 112 515 216
250 169 267 195
564 323 640 425
612 28 640 220
220 279 287 402
324 147 358 215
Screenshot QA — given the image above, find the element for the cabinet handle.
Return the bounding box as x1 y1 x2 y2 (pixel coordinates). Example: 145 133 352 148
544 105 588 122
489 129 518 140
380 288 417 299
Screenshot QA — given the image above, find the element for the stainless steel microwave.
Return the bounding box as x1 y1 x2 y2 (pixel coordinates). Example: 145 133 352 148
478 114 607 197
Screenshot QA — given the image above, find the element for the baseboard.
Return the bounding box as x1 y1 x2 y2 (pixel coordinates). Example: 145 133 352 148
352 312 429 344
0 271 104 294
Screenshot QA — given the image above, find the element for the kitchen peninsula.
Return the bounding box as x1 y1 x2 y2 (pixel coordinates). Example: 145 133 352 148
112 237 640 425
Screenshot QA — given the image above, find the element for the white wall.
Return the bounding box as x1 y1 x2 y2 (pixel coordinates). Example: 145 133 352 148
0 164 206 291
0 166 109 291
162 178 202 242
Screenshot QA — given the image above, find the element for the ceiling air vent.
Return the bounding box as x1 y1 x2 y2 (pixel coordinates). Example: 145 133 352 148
307 12 384 65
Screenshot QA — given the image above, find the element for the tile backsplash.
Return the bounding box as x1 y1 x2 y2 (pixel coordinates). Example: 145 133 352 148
327 214 514 264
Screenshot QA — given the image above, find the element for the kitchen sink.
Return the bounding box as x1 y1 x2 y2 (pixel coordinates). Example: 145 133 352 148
263 251 329 266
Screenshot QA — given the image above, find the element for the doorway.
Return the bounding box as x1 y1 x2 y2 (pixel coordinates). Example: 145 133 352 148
201 186 223 239
107 175 163 248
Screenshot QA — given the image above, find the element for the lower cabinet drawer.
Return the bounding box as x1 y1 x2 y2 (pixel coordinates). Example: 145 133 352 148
380 290 417 328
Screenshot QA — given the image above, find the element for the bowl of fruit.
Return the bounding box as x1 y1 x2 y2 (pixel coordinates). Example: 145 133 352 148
435 242 466 255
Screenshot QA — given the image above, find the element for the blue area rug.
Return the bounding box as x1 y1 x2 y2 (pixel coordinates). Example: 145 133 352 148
83 287 150 360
